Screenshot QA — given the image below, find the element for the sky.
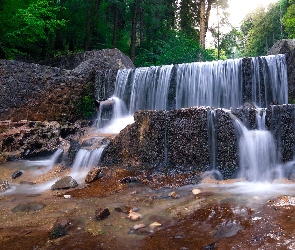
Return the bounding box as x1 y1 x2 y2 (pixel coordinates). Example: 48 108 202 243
207 0 279 46
227 0 279 27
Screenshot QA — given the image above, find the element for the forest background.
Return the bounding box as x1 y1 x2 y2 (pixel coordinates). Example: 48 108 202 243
0 0 295 66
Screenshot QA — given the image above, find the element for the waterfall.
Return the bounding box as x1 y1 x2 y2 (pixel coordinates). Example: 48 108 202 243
70 147 104 181
205 109 223 180
96 54 287 133
25 148 63 175
236 109 282 182
251 54 288 107
176 59 243 109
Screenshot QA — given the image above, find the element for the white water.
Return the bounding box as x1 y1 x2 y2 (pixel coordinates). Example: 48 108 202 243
97 96 134 134
70 147 104 182
237 109 284 182
23 148 63 175
176 59 243 109
96 54 288 135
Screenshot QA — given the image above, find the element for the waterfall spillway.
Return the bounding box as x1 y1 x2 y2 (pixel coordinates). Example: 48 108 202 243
112 54 286 111
95 54 290 182
96 54 287 134
236 109 282 182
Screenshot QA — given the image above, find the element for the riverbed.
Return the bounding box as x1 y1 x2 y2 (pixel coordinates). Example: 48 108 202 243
1 158 295 250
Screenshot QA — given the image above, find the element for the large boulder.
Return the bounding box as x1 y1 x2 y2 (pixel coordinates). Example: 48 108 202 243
0 49 134 123
0 120 87 160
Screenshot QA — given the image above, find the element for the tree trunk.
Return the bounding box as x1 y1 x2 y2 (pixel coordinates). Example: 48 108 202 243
199 0 206 50
84 0 94 51
112 3 119 48
130 0 139 62
199 0 214 50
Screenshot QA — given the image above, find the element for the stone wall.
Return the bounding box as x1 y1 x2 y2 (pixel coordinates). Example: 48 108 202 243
100 105 295 180
0 48 134 123
100 107 239 179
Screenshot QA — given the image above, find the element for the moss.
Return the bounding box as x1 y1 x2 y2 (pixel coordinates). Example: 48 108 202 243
74 82 96 120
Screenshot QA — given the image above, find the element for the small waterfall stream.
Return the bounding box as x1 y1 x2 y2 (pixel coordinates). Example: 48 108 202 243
231 109 282 182
70 147 104 181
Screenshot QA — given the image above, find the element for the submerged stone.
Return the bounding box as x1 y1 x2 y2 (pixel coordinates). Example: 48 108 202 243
12 170 23 179
95 208 110 220
11 202 46 213
51 176 78 190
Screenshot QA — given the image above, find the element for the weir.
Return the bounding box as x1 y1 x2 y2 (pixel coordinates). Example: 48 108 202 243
97 54 294 182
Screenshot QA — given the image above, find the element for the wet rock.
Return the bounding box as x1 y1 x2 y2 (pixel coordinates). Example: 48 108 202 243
0 179 9 192
12 170 23 179
11 202 46 213
212 221 244 239
132 224 146 230
95 208 110 220
85 167 103 183
101 138 110 145
51 176 78 190
49 223 66 239
149 222 161 229
82 137 104 147
1 121 65 160
202 242 217 250
65 140 81 167
169 191 180 199
128 211 141 221
192 188 201 195
49 217 72 239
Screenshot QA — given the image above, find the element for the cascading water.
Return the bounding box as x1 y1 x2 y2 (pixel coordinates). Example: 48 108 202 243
24 148 63 175
205 110 223 180
95 54 288 182
236 109 283 182
176 59 243 109
70 147 104 181
96 54 287 133
251 55 288 107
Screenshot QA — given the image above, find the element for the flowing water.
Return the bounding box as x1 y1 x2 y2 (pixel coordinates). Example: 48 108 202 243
0 54 294 248
70 147 104 182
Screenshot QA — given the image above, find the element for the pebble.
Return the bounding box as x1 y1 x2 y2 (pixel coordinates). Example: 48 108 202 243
95 208 110 220
12 170 23 179
64 195 71 199
132 224 145 230
128 211 141 221
169 191 180 199
192 188 201 195
149 222 161 229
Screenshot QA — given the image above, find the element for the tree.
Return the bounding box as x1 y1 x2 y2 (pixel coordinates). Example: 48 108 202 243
282 1 295 38
240 0 288 57
130 0 139 62
198 0 229 50
3 0 66 59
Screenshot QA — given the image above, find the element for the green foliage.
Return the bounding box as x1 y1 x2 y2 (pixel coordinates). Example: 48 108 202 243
240 0 288 57
135 31 218 67
79 96 96 119
0 0 232 64
219 28 243 58
4 0 66 59
282 3 295 38
75 82 96 120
